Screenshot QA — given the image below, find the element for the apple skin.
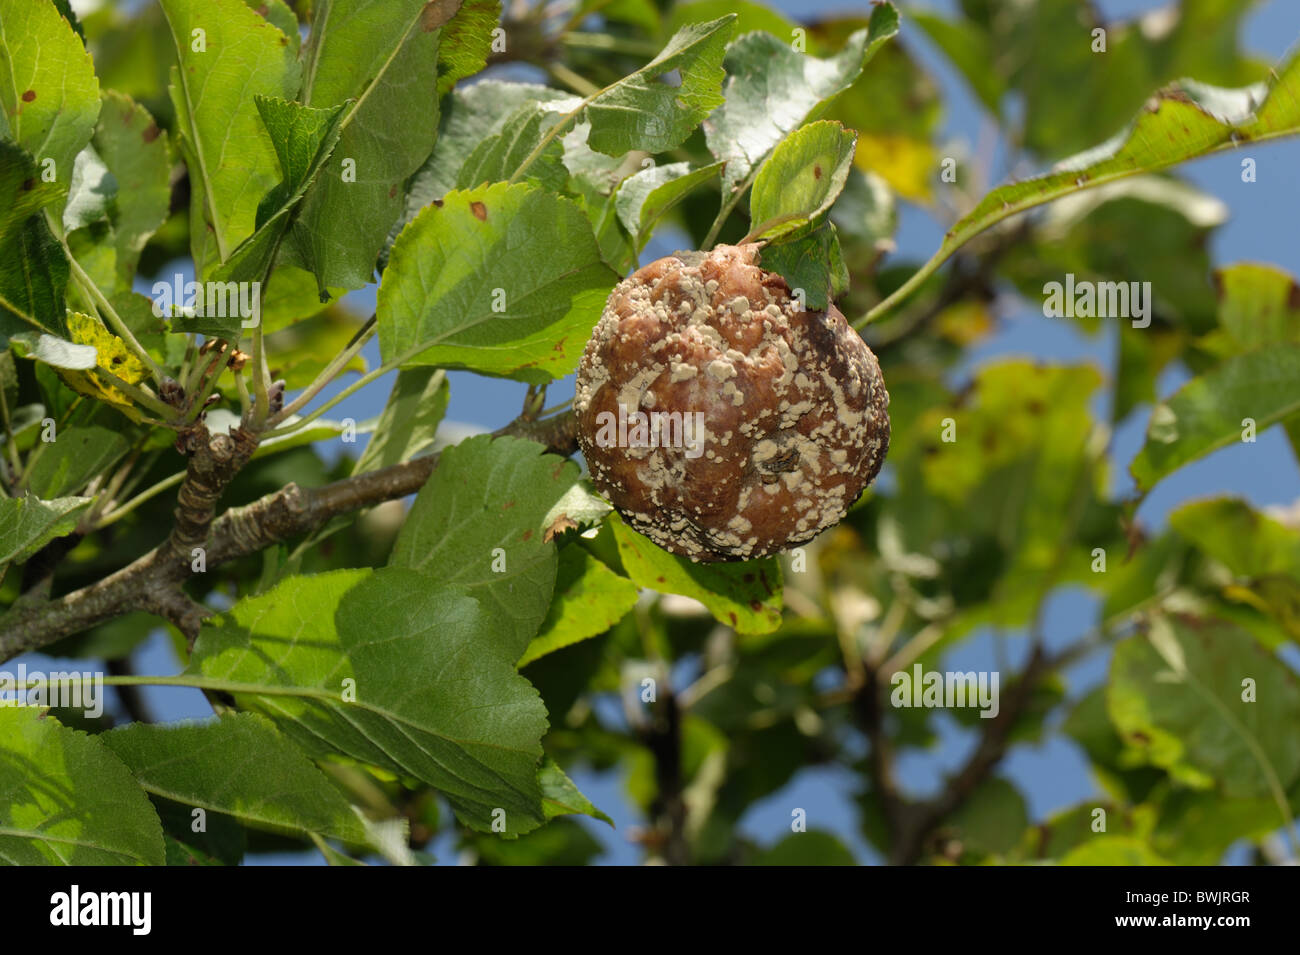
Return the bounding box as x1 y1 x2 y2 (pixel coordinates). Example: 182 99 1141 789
576 243 890 562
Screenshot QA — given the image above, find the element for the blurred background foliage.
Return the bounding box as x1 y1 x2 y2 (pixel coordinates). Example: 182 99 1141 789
8 0 1299 865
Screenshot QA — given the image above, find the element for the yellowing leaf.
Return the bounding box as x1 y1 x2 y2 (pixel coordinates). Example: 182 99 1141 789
56 311 147 412
854 133 936 202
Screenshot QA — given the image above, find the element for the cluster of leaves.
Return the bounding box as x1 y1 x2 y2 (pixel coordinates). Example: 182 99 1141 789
1 0 1298 865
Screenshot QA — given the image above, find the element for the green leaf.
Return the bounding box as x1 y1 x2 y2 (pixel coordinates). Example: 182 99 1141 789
61 145 115 233
244 0 300 52
539 757 613 826
467 815 601 865
0 708 165 865
911 362 1104 628
1060 836 1170 866
0 140 69 338
1213 262 1300 350
570 171 637 275
102 713 383 849
0 0 101 204
608 512 783 635
756 217 848 310
542 479 612 536
1152 788 1284 865
704 8 898 196
211 96 347 295
89 91 173 290
436 0 502 95
401 82 578 235
377 182 617 383
999 177 1226 336
1130 345 1300 493
160 0 301 274
814 20 939 203
747 121 856 241
389 434 581 657
352 367 448 475
754 830 855 865
455 103 568 192
0 493 90 576
948 777 1029 855
1062 686 1165 806
263 306 367 386
0 349 14 409
154 797 245 866
189 568 550 834
23 424 130 498
518 545 639 667
1171 498 1300 581
668 0 794 39
1108 616 1300 807
7 332 96 370
614 160 724 251
582 15 735 156
971 0 1264 161
285 0 447 293
929 50 1300 293
1170 497 1300 642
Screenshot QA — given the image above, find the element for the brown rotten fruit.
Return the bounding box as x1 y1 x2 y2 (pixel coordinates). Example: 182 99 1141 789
575 243 890 562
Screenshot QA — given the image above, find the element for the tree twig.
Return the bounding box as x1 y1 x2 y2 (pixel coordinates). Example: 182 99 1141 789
0 412 580 661
857 643 1052 865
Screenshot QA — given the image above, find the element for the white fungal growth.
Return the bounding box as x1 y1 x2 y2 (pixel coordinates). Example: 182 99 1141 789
574 243 890 562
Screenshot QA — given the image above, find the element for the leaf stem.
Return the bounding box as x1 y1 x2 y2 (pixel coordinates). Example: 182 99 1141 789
15 397 83 492
71 673 344 701
54 223 167 384
262 337 426 438
92 368 174 419
702 166 759 249
547 62 601 97
185 355 228 424
855 246 952 329
235 365 252 417
93 471 186 529
559 32 661 56
272 316 376 424
252 323 270 426
0 374 22 477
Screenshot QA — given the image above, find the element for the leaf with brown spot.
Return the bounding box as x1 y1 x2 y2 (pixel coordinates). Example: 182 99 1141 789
543 515 578 544
421 0 462 33
608 513 783 635
377 182 617 383
920 48 1300 294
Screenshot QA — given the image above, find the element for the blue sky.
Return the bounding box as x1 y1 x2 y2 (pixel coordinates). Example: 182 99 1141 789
16 0 1300 865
